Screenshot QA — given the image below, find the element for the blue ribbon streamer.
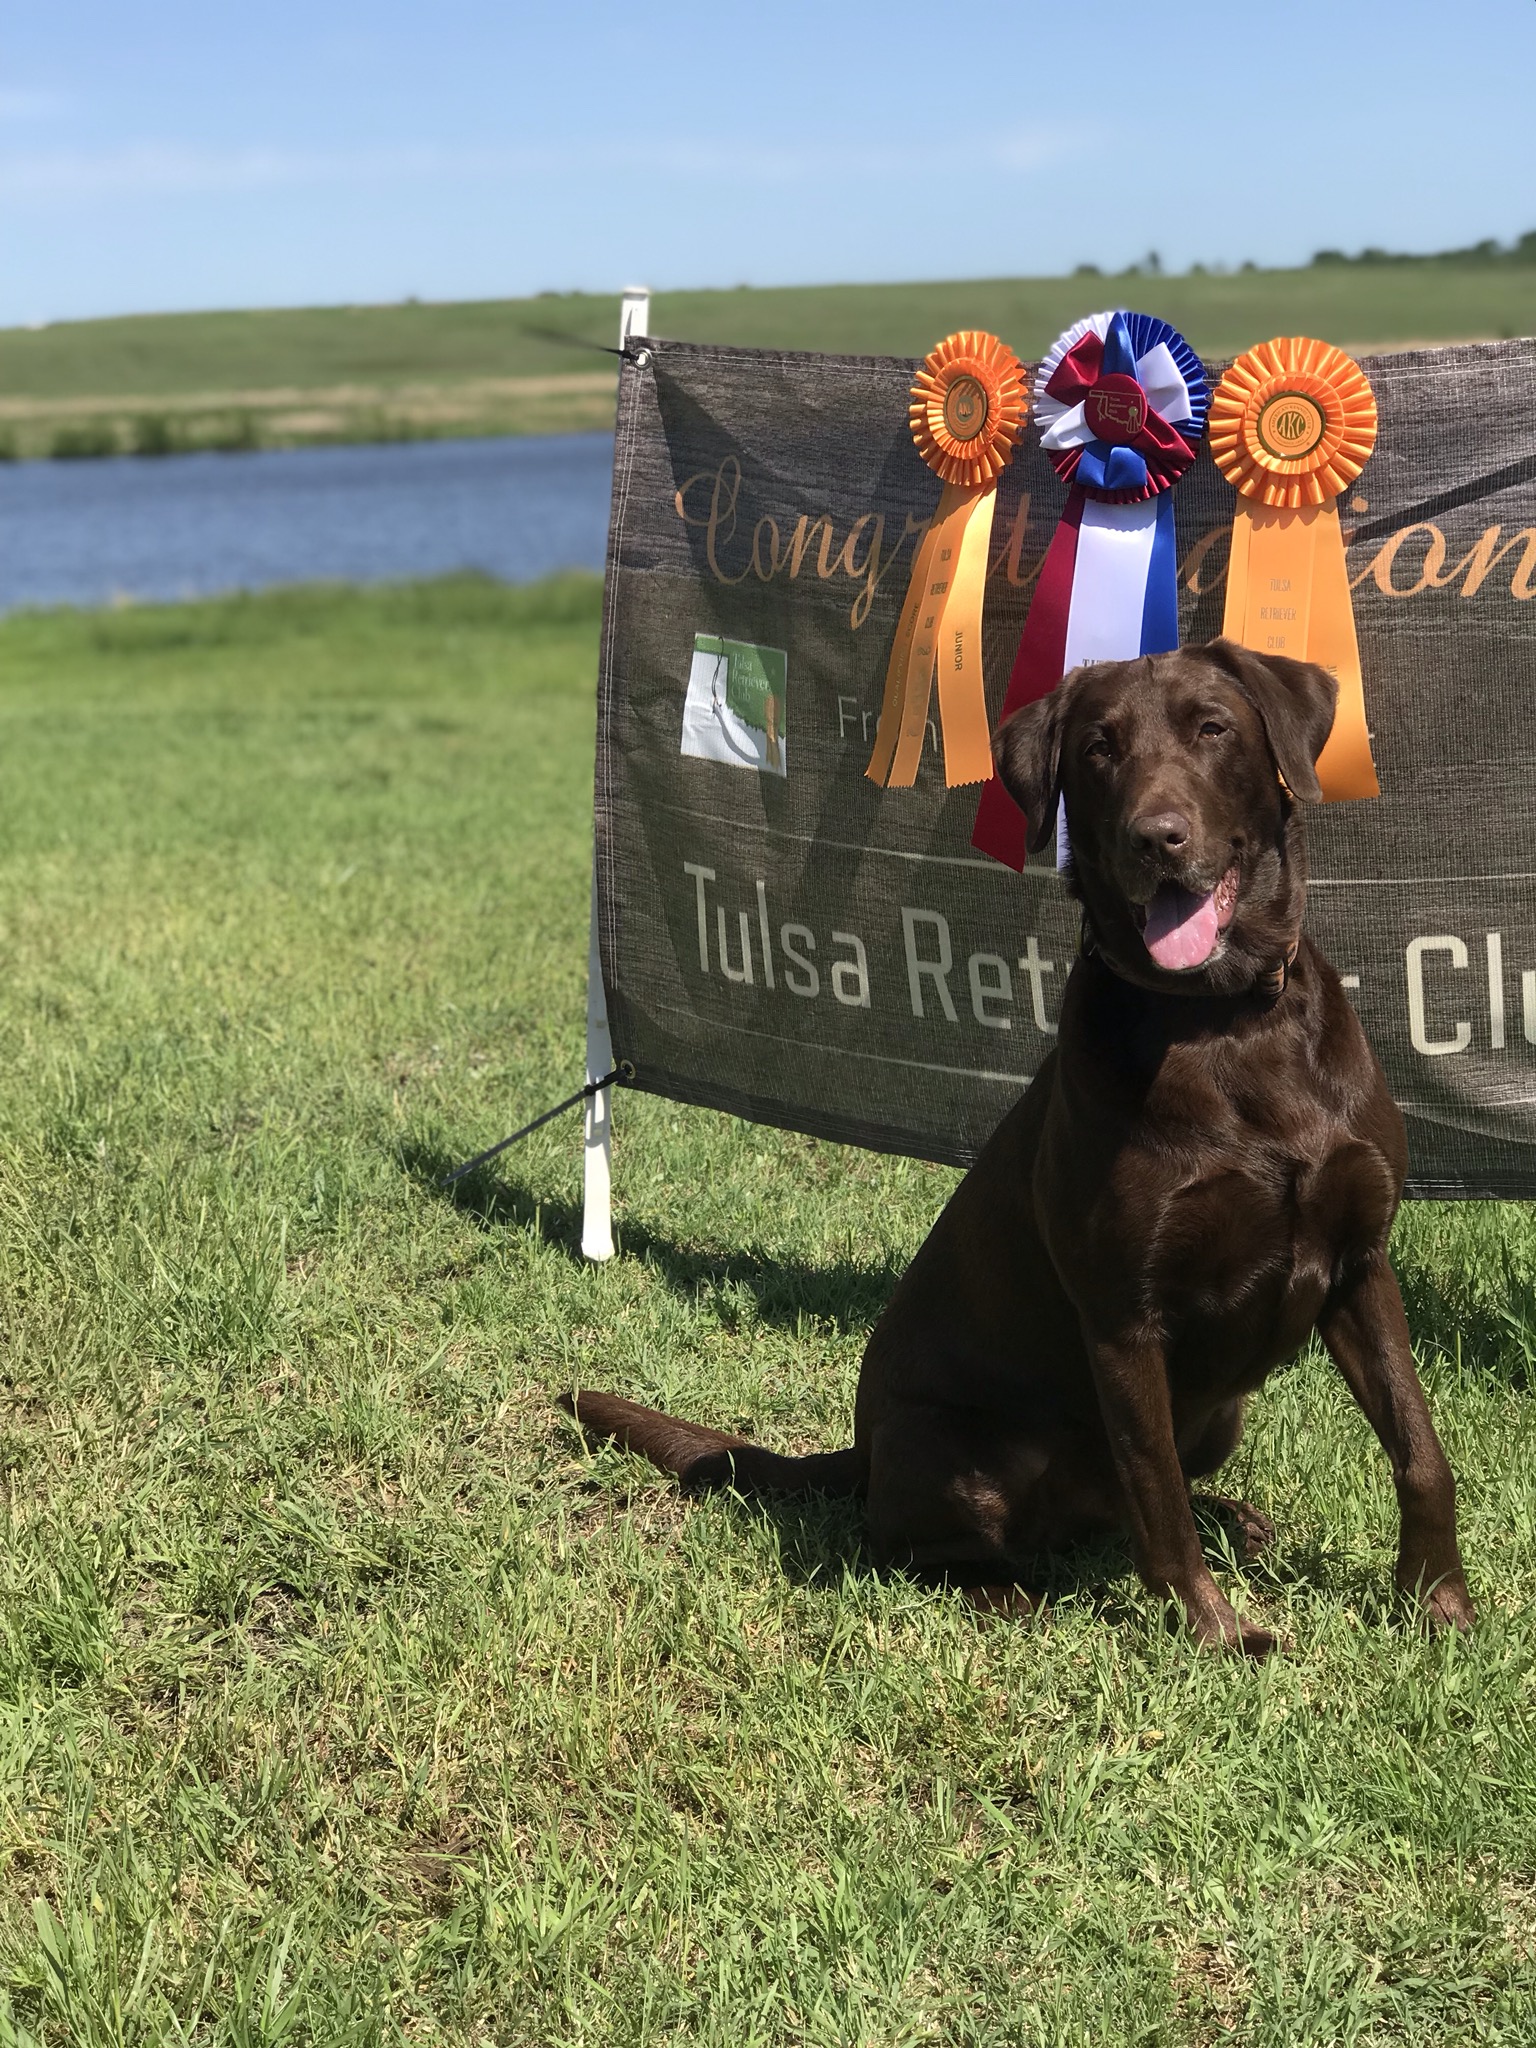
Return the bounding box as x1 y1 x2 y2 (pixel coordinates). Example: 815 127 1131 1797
1140 492 1179 654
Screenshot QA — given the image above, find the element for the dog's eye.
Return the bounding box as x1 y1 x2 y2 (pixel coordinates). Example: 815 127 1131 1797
1084 735 1113 762
1198 721 1227 740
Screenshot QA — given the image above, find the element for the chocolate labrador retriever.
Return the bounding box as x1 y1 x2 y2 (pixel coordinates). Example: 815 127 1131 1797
564 640 1474 1655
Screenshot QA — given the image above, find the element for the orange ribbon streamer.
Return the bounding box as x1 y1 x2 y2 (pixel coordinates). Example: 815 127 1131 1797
1209 338 1380 799
866 332 1026 788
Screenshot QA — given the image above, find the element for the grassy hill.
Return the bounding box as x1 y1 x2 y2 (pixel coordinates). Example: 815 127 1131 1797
2 246 1533 458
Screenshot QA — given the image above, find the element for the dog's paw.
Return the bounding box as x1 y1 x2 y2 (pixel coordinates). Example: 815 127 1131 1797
1202 1615 1280 1659
1206 1617 1281 1660
1416 1573 1476 1635
1197 1494 1276 1562
1185 1595 1281 1659
1233 1619 1280 1659
962 1583 1042 1622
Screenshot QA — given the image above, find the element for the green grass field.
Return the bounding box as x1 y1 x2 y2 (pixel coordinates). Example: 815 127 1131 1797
4 251 1534 457
1 576 1535 2044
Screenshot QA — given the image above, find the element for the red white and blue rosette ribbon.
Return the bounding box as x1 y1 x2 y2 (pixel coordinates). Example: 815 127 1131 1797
971 310 1209 869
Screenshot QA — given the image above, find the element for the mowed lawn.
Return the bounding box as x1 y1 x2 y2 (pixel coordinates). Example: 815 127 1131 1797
1 578 1535 2046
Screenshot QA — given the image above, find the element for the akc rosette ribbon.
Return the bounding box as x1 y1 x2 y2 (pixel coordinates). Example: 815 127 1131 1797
1209 337 1379 800
972 310 1209 869
866 331 1027 789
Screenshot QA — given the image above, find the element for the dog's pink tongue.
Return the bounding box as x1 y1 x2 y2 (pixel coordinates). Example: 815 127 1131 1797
1143 884 1220 971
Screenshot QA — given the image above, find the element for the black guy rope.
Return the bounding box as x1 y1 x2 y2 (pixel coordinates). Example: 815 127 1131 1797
440 1062 635 1187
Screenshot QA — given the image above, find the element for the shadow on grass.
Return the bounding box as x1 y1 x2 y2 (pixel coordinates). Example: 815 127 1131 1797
718 1484 1292 1629
401 1139 899 1335
667 1472 1140 1619
684 1484 1436 1640
410 1134 1536 1379
406 1140 1480 1628
563 1424 1293 1628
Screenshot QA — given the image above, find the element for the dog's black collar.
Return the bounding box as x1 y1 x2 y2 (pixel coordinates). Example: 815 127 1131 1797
1079 914 1298 1003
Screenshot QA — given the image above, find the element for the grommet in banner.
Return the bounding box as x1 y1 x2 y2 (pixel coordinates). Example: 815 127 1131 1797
619 1059 637 1080
634 349 652 369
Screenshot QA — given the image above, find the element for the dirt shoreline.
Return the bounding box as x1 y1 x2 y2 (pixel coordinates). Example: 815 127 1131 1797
0 370 619 459
0 370 616 422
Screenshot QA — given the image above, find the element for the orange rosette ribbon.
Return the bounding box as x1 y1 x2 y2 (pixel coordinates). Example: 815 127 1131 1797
1210 337 1380 799
866 331 1027 788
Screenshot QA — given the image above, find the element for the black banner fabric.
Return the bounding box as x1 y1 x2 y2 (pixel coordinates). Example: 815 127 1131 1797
593 335 1536 1198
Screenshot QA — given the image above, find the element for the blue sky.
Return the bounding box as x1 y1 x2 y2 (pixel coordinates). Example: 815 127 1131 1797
5 0 1536 325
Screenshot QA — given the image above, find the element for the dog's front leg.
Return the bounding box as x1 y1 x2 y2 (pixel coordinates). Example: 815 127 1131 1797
1088 1332 1278 1658
1318 1257 1475 1631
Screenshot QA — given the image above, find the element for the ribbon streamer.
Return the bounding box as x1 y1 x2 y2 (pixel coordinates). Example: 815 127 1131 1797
866 332 1027 789
972 311 1209 868
1208 337 1379 800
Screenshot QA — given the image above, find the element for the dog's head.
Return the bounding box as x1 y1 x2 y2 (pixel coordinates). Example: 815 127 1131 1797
994 639 1338 997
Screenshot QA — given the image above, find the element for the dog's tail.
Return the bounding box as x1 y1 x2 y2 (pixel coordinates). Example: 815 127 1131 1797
560 1389 862 1498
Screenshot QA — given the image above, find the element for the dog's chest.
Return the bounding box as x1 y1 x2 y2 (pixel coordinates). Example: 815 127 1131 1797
1157 1153 1336 1349
1142 1101 1390 1383
1085 1041 1387 1370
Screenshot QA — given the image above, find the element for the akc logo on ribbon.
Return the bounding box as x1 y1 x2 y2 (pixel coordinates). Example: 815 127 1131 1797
972 310 1210 869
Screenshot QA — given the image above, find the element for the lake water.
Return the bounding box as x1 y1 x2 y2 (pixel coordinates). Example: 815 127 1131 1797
0 432 616 614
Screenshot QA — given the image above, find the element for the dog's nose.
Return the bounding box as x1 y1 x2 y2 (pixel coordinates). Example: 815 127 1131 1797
1129 810 1192 858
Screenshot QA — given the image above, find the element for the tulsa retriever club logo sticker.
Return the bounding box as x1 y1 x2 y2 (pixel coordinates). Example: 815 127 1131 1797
679 633 788 777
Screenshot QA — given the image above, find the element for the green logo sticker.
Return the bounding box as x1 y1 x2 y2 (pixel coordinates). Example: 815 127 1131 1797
680 634 788 776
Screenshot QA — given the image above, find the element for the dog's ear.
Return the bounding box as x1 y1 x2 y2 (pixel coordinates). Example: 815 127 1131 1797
994 675 1082 855
994 694 1062 856
1201 639 1339 802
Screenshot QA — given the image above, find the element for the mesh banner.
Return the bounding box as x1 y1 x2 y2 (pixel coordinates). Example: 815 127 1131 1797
593 336 1536 1198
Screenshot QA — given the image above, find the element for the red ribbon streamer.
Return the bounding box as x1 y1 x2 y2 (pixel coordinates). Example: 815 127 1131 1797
970 486 1086 870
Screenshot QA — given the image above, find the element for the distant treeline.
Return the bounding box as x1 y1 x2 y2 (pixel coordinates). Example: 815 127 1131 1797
1311 231 1536 267
1068 231 1536 280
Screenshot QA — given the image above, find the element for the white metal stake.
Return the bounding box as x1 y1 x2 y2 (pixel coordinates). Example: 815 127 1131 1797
618 287 650 351
580 862 615 1259
581 286 649 1261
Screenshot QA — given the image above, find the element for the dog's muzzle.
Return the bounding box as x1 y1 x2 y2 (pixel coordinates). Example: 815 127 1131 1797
1131 864 1241 972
